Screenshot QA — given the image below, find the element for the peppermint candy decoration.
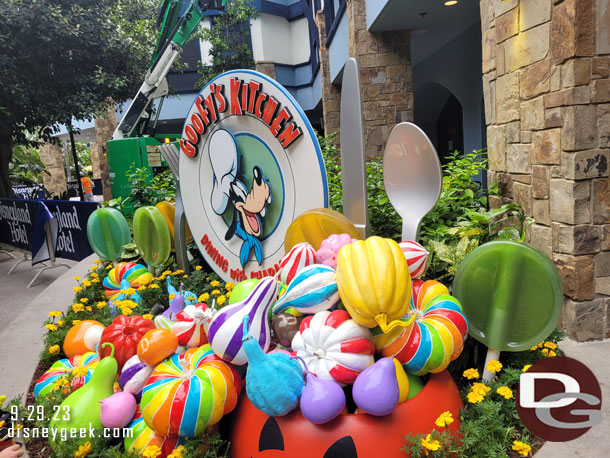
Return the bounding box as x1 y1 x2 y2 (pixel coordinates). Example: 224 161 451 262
171 303 213 348
279 242 316 285
118 355 154 399
399 240 429 279
273 264 339 315
291 310 375 385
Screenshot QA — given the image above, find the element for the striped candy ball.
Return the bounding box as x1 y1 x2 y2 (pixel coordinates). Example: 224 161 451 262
34 352 99 400
399 241 429 279
141 344 241 438
103 262 153 300
279 242 316 285
208 277 278 365
273 264 339 315
171 303 212 348
375 280 468 376
118 355 154 399
124 416 183 457
291 310 375 385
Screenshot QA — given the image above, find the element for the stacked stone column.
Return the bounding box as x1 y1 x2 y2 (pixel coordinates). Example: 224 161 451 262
40 142 67 198
481 0 610 340
92 102 117 201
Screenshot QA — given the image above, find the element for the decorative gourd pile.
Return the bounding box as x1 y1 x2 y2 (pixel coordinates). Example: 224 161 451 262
39 211 469 458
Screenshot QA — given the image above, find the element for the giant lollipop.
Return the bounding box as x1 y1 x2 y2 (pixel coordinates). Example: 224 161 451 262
453 241 563 381
133 206 171 273
87 207 131 262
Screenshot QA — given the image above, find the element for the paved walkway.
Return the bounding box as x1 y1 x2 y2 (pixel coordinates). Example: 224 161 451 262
1 254 608 457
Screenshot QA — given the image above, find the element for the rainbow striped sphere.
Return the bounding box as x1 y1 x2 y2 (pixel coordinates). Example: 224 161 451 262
103 262 153 300
124 416 183 457
279 242 316 285
399 240 429 279
34 352 99 400
374 280 468 376
140 344 241 438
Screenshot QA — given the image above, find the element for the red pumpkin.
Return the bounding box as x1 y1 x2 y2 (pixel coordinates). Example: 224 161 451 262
230 371 462 458
99 315 155 371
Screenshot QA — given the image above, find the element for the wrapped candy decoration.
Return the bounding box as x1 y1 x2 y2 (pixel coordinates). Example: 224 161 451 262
278 242 316 285
141 344 241 438
315 234 357 269
374 280 468 375
103 262 153 300
118 355 154 399
171 303 213 348
291 310 375 385
34 352 99 400
399 241 429 279
272 264 339 315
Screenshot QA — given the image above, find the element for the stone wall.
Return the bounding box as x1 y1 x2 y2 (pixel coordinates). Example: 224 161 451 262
92 103 117 201
255 61 277 79
318 0 413 158
39 142 67 198
481 0 610 341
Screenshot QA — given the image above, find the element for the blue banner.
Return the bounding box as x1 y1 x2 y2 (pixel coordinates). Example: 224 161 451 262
0 198 37 251
43 200 98 261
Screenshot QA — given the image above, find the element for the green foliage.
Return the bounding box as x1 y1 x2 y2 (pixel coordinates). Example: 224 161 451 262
9 144 48 188
196 0 259 86
125 164 177 208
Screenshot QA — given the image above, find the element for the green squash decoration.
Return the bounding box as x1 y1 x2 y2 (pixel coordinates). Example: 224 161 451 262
133 206 171 273
50 342 118 436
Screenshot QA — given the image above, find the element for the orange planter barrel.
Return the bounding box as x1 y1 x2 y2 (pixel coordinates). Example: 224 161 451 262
230 370 463 458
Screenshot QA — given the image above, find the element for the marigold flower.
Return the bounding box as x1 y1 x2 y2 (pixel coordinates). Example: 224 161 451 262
45 324 58 332
48 311 61 318
199 293 210 302
467 391 484 404
225 281 235 290
541 348 549 356
529 342 543 351
173 270 184 275
183 275 188 278
167 445 185 458
96 301 107 309
85 306 92 312
496 386 513 399
121 307 133 316
49 345 60 355
91 278 100 284
53 378 68 391
73 286 83 293
149 283 160 289
210 280 221 287
74 441 92 458
140 277 150 286
94 259 101 265
58 320 65 327
73 276 81 281
139 285 147 291
83 280 92 287
486 360 503 373
169 293 176 300
212 289 220 296
162 270 172 276
217 295 227 306
522 364 532 372
544 341 557 349
434 411 454 428
462 368 479 380
512 440 532 457
72 303 85 313
471 382 491 396
122 300 138 309
547 350 557 357
72 320 81 325
226 290 232 297
90 272 98 278
106 264 113 269
420 434 441 452
195 265 202 271
142 445 162 458
72 367 88 378
80 298 89 303
142 314 154 320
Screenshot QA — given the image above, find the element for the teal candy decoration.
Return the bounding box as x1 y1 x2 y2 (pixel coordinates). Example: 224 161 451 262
243 317 304 416
87 208 131 262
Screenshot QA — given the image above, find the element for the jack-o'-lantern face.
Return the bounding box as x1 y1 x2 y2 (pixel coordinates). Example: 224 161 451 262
230 371 463 458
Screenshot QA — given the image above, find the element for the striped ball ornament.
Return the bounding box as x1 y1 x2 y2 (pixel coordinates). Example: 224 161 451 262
278 242 316 285
399 240 429 279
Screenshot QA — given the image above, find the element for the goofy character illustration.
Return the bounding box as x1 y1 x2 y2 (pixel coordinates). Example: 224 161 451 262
209 129 272 268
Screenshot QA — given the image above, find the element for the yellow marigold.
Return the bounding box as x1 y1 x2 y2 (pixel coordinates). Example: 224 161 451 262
96 301 107 309
45 324 58 332
167 445 185 458
217 295 227 306
173 269 184 275
541 348 549 356
142 445 162 458
85 306 92 312
212 289 220 296
72 320 81 325
73 286 83 293
530 342 543 351
91 278 100 284
94 259 101 265
53 378 68 391
49 345 60 355
140 277 150 286
225 282 235 290
139 285 147 291
462 368 479 380
122 300 138 309
512 440 532 457
547 350 557 357
420 434 441 452
195 266 202 271
162 270 172 276
48 311 61 318
434 411 454 428
74 441 92 458
57 320 65 327
126 288 136 296
149 283 160 289
106 264 113 270
486 360 503 373
210 280 221 287
522 364 532 372
199 293 210 302
496 386 513 399
72 367 88 378
543 341 557 349
183 275 188 278
73 276 81 281
471 382 491 396
121 307 133 316
72 303 85 313
80 298 89 303
83 280 92 287
467 391 484 404
226 290 232 297
90 272 98 278
142 314 154 320
169 293 176 300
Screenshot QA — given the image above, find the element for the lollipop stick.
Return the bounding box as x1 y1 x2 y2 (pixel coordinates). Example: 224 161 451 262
482 348 501 382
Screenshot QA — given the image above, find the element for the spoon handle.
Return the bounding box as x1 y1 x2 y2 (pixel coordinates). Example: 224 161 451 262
402 218 421 242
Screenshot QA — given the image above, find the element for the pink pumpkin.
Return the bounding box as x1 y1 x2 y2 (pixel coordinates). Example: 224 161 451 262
100 391 137 429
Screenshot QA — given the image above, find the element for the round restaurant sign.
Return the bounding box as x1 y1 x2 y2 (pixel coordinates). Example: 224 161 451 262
179 70 327 282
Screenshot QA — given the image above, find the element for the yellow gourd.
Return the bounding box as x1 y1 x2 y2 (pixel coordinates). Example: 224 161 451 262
336 236 414 333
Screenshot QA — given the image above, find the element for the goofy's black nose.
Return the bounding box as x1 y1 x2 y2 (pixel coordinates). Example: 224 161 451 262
253 166 262 186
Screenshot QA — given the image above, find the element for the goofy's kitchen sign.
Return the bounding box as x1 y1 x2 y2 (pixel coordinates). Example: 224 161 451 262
179 70 328 283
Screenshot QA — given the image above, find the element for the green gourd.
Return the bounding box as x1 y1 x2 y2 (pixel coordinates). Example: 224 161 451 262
50 342 118 435
133 206 171 272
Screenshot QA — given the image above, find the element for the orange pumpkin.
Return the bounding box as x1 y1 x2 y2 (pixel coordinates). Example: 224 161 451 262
230 371 463 458
137 329 179 366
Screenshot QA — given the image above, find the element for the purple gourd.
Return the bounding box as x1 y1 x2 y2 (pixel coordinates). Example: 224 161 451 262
352 357 400 416
207 277 278 365
243 317 304 416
